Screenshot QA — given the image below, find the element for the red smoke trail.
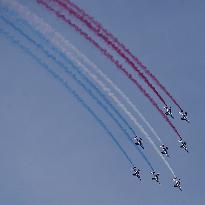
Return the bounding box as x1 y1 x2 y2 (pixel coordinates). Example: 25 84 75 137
60 0 183 111
37 0 182 140
51 0 168 107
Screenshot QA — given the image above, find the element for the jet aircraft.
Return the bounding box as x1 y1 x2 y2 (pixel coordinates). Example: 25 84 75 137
134 137 144 149
179 110 190 123
132 167 141 181
164 106 174 119
179 140 189 153
160 144 169 157
173 177 182 191
151 171 160 184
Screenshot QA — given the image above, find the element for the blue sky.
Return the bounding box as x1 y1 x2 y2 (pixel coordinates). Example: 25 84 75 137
0 0 205 204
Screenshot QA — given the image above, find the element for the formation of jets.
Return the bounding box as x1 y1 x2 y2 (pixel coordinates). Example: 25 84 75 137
133 136 189 155
163 106 190 154
163 106 190 123
132 168 183 191
131 106 190 191
132 168 160 184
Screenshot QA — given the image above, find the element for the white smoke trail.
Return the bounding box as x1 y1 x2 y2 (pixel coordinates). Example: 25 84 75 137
1 0 176 177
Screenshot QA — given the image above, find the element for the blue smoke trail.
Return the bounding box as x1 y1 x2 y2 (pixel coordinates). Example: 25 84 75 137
0 14 154 171
0 28 135 167
0 5 136 137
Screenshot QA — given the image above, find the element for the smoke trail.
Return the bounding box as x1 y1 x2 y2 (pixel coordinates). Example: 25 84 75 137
1 5 137 137
58 47 175 176
0 15 155 171
0 5 136 137
74 50 164 144
62 0 183 111
0 2 177 176
36 0 182 140
0 28 135 168
50 0 168 107
28 1 163 144
0 2 174 175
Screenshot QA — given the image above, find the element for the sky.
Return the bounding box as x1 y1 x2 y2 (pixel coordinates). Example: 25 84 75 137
0 0 205 204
